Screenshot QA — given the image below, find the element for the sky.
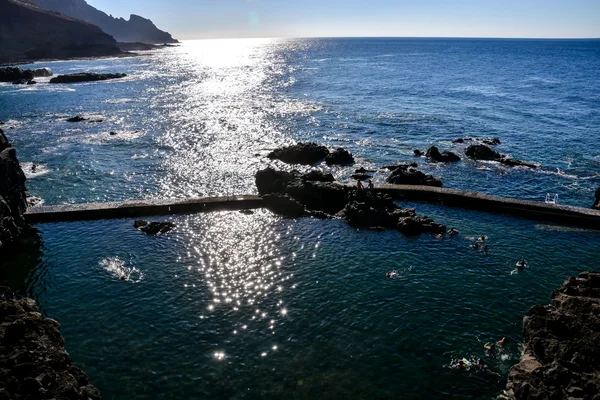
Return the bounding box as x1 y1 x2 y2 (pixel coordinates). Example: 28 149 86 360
86 0 600 40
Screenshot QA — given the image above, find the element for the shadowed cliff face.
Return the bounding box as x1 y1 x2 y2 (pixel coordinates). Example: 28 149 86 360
0 128 28 253
0 0 122 63
33 0 178 44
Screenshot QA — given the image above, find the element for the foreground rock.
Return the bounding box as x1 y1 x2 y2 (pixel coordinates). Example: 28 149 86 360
255 167 445 235
0 129 28 250
0 67 34 83
268 143 330 165
465 144 537 168
592 188 600 210
50 73 127 84
133 220 175 235
0 286 101 399
385 163 442 187
425 146 461 162
505 271 600 400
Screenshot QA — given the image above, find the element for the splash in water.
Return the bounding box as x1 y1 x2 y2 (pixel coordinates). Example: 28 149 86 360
99 257 144 282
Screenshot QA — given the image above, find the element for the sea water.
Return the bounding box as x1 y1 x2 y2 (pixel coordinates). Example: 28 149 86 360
1 38 600 399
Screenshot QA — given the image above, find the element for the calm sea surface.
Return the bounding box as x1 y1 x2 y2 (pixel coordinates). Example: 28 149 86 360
1 38 600 399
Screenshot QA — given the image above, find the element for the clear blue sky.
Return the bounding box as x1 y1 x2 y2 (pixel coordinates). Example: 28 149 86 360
87 0 600 40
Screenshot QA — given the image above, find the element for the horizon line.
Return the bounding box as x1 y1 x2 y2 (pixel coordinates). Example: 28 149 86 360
178 35 600 41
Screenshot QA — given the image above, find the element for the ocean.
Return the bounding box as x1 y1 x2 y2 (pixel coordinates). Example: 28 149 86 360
1 38 600 399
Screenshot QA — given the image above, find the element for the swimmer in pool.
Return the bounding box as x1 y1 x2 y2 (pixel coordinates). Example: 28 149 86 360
516 260 527 270
447 228 459 236
472 241 480 249
386 270 399 279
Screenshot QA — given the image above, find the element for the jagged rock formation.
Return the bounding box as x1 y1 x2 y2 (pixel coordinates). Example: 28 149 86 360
0 67 51 83
255 167 445 235
505 271 600 400
384 163 443 187
0 286 101 399
0 129 28 251
465 144 538 168
31 0 178 44
50 72 126 84
425 146 461 162
133 220 175 235
0 0 122 63
267 143 355 166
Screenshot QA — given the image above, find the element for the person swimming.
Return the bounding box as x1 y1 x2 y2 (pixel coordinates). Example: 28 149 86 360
386 270 400 279
447 228 459 236
497 337 509 348
472 241 480 249
478 235 487 242
484 342 496 356
516 260 528 270
474 358 486 369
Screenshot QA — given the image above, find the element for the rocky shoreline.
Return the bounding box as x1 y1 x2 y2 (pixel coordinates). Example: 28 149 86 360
505 271 600 400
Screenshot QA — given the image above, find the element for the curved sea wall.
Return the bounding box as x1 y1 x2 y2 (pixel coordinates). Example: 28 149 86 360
506 271 600 400
0 128 28 250
0 286 100 399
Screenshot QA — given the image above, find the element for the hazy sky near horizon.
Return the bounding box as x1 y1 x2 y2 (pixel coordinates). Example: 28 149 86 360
86 0 600 40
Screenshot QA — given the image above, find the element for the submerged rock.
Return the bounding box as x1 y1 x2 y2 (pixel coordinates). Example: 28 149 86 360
385 164 442 187
325 147 355 165
66 116 86 123
0 286 101 400
499 158 538 168
267 142 329 165
425 146 461 162
50 73 127 84
133 220 175 235
505 271 600 400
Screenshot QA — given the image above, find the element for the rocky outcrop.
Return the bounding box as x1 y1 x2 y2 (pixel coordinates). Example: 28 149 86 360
0 0 122 63
385 163 442 187
255 167 445 235
50 73 127 84
268 143 330 165
0 67 52 83
66 116 86 123
325 148 355 166
0 286 101 400
133 220 175 235
32 0 178 44
592 188 599 210
0 129 28 251
425 146 461 162
453 137 500 145
465 144 537 168
505 271 600 400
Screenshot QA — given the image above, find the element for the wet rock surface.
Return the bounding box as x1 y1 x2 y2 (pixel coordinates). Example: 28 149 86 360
133 220 175 235
267 142 330 165
425 146 461 162
505 271 600 400
255 167 445 235
465 144 537 168
325 148 355 165
0 67 34 82
0 286 101 400
0 129 28 251
385 163 442 187
50 73 127 84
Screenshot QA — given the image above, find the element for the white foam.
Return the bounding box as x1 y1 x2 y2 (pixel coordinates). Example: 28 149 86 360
21 162 50 178
99 256 144 282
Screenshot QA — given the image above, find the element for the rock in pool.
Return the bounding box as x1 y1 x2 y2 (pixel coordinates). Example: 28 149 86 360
267 142 330 165
325 147 355 165
133 220 175 235
425 146 461 162
50 72 127 84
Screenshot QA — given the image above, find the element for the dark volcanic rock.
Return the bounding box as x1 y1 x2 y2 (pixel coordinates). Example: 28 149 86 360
339 190 413 229
0 129 28 251
397 215 446 236
325 147 355 165
505 271 600 400
286 181 349 215
11 79 29 85
465 144 502 161
133 220 175 235
0 67 34 82
425 146 461 162
26 80 36 85
385 164 442 187
33 0 178 44
499 158 538 169
593 188 600 210
351 173 372 181
414 149 424 156
0 0 122 63
267 142 330 165
66 116 86 123
255 167 300 195
50 73 127 84
0 286 101 400
482 137 501 145
262 194 305 218
302 170 335 183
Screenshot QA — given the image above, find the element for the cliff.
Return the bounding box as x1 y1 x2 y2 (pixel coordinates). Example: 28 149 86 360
0 0 122 64
0 128 28 252
506 271 600 400
32 0 178 44
0 286 101 399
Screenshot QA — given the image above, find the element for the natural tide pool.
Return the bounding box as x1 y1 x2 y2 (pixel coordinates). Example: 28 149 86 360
11 204 600 399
